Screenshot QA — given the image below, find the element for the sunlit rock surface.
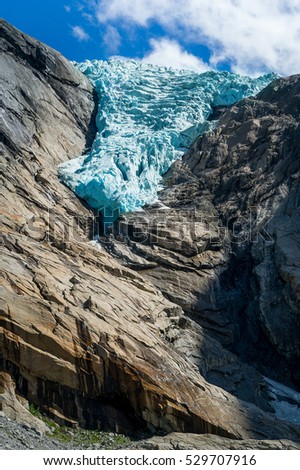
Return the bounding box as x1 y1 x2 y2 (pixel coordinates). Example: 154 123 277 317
58 60 275 216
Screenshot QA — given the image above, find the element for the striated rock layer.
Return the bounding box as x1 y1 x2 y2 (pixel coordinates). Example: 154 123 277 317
1 18 300 445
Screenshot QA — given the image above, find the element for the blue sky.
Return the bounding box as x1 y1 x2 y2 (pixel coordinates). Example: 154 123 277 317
2 1 300 76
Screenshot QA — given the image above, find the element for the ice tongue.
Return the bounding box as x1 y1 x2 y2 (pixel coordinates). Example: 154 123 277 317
58 59 275 219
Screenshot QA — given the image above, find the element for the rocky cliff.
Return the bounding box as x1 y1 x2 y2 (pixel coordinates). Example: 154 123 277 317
112 74 300 396
1 19 300 447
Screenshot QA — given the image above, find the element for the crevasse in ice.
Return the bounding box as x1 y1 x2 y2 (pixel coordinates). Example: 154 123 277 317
58 60 275 217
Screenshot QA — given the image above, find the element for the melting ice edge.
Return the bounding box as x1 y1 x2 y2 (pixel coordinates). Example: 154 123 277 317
58 60 275 218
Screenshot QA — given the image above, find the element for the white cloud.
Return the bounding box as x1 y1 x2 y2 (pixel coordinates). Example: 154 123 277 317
71 25 90 42
64 5 71 13
93 0 300 76
103 25 121 53
142 38 210 73
82 12 95 23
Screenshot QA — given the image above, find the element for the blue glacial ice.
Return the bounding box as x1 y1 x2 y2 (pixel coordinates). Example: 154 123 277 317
58 60 275 217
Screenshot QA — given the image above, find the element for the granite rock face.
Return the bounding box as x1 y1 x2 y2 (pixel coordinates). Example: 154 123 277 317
1 18 300 445
112 75 300 400
0 372 48 433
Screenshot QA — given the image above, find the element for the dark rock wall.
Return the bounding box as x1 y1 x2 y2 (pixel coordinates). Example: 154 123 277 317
112 76 300 391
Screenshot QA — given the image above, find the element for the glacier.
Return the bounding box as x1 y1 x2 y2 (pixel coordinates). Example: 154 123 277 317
58 60 275 219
